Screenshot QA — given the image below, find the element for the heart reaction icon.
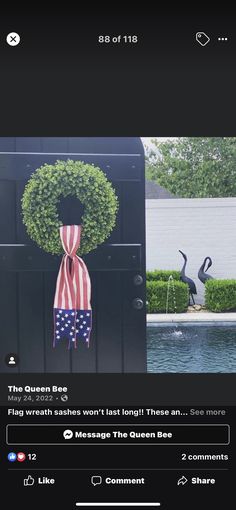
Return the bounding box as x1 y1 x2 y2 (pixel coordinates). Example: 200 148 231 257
17 452 26 462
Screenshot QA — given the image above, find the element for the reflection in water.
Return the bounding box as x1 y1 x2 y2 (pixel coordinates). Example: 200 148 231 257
147 324 236 373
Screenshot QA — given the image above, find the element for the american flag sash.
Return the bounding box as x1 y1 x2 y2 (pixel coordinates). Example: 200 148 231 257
53 225 92 349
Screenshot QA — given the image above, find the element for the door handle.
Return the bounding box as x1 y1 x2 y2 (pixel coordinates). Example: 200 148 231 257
132 298 144 310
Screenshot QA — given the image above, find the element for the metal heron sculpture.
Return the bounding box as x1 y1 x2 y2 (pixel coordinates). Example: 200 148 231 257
179 250 197 305
198 256 214 284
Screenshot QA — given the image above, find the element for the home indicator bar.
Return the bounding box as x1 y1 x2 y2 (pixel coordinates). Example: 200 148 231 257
75 504 161 507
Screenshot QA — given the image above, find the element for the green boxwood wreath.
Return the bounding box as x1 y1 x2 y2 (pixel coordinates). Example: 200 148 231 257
22 159 119 256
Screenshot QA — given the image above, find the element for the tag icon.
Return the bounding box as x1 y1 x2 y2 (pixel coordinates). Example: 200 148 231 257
196 32 210 46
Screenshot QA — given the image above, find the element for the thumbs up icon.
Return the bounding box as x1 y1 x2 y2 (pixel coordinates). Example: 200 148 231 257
24 475 35 486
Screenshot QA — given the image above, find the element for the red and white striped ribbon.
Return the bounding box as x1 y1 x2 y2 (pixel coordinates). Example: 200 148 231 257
54 225 91 310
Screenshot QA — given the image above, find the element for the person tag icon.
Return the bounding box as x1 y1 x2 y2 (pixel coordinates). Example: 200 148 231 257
5 353 19 367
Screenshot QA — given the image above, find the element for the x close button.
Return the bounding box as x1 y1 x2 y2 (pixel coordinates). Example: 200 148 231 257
6 32 20 46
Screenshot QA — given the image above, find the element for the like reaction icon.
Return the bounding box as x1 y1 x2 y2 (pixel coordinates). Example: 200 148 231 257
24 476 35 487
8 452 17 462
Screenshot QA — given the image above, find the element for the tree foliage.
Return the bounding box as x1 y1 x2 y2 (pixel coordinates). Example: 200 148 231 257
145 137 236 197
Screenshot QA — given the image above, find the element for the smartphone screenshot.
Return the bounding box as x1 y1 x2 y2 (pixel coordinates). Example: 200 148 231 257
0 11 235 509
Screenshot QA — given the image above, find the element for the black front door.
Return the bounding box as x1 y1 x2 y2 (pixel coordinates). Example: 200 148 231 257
0 137 146 373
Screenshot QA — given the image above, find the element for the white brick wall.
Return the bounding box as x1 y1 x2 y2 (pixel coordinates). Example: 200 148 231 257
146 198 236 303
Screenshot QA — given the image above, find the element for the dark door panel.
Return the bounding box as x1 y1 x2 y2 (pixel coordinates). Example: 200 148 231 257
0 137 146 373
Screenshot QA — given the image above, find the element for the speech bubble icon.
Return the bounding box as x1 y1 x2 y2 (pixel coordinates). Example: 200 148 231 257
91 476 102 486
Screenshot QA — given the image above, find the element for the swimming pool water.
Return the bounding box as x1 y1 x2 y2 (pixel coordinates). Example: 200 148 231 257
147 323 236 373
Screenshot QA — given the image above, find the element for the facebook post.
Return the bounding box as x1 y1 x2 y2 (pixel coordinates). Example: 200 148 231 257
0 11 235 509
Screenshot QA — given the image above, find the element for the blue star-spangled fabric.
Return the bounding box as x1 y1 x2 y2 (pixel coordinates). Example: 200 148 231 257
53 308 92 348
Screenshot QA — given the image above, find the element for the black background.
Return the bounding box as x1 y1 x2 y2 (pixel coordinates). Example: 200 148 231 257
0 7 235 410
4 405 232 469
0 10 236 509
2 405 233 508
0 10 235 135
7 424 229 445
1 373 236 405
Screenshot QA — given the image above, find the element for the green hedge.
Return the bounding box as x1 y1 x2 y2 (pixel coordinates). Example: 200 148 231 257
205 279 236 312
147 280 189 313
146 270 181 282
